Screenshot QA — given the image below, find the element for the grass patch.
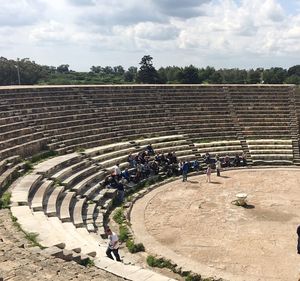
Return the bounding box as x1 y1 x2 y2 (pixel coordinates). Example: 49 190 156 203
126 239 145 253
119 225 130 242
81 257 95 267
185 273 202 281
10 214 45 249
146 255 176 271
0 192 11 209
24 232 40 246
76 147 86 153
53 178 63 186
147 255 223 281
112 207 145 253
113 207 125 225
23 161 33 172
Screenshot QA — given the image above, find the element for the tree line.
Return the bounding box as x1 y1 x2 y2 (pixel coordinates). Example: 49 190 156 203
0 55 299 86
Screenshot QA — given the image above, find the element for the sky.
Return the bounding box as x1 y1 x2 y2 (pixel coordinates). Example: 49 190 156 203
0 0 300 71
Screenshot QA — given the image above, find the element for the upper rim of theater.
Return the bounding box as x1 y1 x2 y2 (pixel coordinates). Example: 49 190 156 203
0 84 296 90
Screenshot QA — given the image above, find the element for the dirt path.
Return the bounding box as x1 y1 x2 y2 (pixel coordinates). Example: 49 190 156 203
130 168 300 281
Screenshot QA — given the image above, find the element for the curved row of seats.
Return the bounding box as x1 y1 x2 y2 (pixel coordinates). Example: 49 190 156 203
0 85 298 161
0 85 298 196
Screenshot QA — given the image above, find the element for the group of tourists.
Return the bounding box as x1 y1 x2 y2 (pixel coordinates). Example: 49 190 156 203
103 146 251 262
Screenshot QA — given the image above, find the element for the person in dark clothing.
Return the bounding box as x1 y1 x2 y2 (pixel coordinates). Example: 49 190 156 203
182 161 189 182
146 144 155 155
297 225 300 254
121 168 130 183
116 182 125 203
233 154 241 167
204 152 211 165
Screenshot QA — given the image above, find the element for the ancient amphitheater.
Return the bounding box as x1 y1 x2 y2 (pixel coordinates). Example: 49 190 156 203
0 84 300 281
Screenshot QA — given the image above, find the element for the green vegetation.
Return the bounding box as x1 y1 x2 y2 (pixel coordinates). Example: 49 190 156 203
24 232 40 247
119 225 130 242
81 257 95 267
125 240 145 253
112 207 145 253
0 192 11 209
146 255 177 270
23 161 33 172
113 207 125 225
76 147 85 153
185 274 202 281
10 214 45 249
147 255 222 281
0 56 299 86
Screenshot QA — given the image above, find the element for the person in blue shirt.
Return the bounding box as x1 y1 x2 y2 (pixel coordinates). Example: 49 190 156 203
121 168 130 183
182 161 189 182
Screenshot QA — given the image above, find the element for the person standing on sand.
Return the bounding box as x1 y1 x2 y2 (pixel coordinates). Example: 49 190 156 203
297 225 300 254
216 159 221 177
206 164 211 183
182 161 189 182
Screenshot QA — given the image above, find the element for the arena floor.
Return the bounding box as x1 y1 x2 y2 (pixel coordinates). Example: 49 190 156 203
130 168 300 281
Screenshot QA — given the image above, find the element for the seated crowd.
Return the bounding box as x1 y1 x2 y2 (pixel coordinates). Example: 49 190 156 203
101 144 247 203
203 152 247 168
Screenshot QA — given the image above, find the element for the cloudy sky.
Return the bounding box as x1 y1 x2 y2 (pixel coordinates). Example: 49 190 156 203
1 0 300 71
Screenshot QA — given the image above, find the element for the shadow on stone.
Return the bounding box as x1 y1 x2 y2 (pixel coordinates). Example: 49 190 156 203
188 180 199 184
242 204 255 209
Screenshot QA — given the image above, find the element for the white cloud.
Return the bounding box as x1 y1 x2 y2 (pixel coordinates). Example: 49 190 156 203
0 0 45 26
0 0 299 70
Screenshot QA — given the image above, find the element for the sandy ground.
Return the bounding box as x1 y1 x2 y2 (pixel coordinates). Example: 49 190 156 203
130 168 300 281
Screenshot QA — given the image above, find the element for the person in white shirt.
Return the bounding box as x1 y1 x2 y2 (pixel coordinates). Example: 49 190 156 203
113 163 121 179
216 159 221 176
106 227 121 262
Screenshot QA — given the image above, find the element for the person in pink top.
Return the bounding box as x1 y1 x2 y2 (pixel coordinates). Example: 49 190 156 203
206 164 211 183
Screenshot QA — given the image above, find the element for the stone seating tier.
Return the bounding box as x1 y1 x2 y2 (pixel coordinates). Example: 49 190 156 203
52 129 181 155
30 179 54 211
47 118 176 142
59 191 77 222
61 165 99 188
72 198 86 227
45 186 64 216
51 160 90 182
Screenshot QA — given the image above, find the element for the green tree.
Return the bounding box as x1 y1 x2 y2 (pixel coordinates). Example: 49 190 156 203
137 55 160 84
177 65 200 84
208 71 222 83
247 68 262 84
57 64 70 73
198 66 216 83
288 65 300 76
262 67 287 84
124 66 137 82
113 65 125 75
